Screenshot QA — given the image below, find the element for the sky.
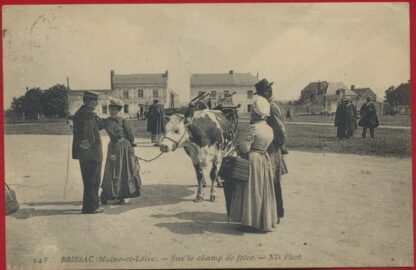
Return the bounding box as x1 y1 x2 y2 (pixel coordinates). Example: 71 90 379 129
2 3 410 108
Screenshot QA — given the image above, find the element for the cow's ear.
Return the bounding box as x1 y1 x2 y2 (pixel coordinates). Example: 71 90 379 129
164 115 171 122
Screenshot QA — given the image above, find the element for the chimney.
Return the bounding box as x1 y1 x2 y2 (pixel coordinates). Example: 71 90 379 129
229 70 234 75
164 70 169 77
256 72 259 79
351 85 355 91
110 70 114 90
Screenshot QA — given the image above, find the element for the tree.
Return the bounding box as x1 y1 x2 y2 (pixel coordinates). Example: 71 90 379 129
10 96 26 118
23 88 44 119
42 84 68 117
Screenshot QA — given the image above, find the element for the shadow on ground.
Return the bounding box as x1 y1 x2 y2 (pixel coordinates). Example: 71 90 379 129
103 184 195 215
9 184 195 219
26 201 82 206
151 211 244 236
10 208 81 219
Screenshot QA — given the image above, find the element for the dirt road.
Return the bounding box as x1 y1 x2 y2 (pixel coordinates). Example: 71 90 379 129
5 134 413 269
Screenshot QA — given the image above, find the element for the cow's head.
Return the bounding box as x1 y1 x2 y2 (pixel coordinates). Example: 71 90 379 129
160 114 189 152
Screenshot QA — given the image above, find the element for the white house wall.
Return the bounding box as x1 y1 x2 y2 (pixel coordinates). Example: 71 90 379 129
190 85 255 114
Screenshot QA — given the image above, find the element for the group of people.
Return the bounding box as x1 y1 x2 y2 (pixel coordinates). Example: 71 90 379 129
334 97 358 138
335 96 379 140
229 79 288 232
72 91 141 214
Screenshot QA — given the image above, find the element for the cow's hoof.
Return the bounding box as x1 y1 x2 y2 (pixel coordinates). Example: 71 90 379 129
194 195 204 203
210 195 216 202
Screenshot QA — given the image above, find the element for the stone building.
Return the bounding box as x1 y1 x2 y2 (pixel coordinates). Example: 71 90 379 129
190 70 259 114
110 70 179 118
300 81 357 113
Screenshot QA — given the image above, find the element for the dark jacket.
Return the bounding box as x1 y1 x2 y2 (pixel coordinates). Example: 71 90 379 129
267 97 288 175
146 104 166 134
72 105 105 161
358 102 379 128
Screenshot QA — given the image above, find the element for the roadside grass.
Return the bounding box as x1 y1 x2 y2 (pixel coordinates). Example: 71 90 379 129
237 122 411 157
289 114 410 126
4 119 411 157
239 114 411 126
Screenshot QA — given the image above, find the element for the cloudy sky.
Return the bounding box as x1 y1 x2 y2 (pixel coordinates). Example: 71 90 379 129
2 3 410 108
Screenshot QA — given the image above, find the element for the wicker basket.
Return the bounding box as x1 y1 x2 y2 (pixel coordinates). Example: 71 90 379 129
218 156 249 182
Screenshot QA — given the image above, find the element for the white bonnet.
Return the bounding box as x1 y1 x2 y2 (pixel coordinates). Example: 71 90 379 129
252 95 270 118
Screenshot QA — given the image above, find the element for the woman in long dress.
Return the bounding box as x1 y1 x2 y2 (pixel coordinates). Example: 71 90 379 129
230 95 277 231
100 100 141 204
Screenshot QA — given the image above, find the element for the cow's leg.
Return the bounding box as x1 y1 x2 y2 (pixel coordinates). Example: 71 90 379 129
193 164 205 202
209 156 222 202
185 146 207 188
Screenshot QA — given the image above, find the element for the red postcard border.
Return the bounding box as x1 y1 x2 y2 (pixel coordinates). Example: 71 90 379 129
0 1 414 270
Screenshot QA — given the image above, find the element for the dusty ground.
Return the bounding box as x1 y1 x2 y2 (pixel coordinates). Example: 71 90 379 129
4 134 414 269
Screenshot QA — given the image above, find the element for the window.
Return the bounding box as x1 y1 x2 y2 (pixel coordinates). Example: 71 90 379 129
123 89 129 99
153 89 159 98
102 105 108 114
247 104 252 112
138 89 143 98
124 104 129 113
247 90 253 99
211 91 216 98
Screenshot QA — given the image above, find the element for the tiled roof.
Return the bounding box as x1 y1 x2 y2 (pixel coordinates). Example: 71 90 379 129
351 88 376 98
190 73 259 86
300 81 328 94
301 81 356 97
325 82 356 96
68 89 111 96
113 73 168 87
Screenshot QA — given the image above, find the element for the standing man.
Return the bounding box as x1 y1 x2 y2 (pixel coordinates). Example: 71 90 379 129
72 91 104 214
358 96 379 139
255 79 288 223
334 98 348 139
147 99 165 146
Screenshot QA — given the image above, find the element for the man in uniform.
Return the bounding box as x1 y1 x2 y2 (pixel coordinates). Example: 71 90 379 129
72 91 105 214
255 79 288 223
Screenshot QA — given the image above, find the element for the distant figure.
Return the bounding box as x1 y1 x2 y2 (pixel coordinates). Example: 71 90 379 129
147 99 166 145
334 98 348 139
345 100 357 138
72 91 105 214
138 105 144 120
358 96 379 139
286 109 292 121
100 100 141 205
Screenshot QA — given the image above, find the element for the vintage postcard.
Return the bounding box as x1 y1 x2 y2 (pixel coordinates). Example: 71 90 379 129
2 2 413 269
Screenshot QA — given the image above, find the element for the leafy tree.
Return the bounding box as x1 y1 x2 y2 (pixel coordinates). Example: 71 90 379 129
23 88 44 119
42 84 68 117
10 96 26 117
